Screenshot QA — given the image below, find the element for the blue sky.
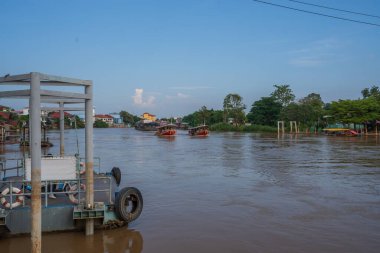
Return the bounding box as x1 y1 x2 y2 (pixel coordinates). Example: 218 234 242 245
1 0 379 118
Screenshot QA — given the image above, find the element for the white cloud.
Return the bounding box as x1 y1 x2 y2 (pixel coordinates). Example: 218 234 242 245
169 86 212 90
177 92 189 98
288 38 342 67
132 88 155 107
289 57 323 67
166 92 190 100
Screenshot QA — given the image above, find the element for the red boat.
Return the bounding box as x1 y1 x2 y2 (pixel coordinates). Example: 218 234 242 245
323 128 359 137
188 125 209 137
156 124 176 136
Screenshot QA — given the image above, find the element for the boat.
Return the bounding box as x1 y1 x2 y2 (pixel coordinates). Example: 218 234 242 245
19 125 53 147
323 128 359 136
0 156 144 235
188 125 209 136
156 124 176 136
0 72 143 238
134 120 159 131
20 140 53 148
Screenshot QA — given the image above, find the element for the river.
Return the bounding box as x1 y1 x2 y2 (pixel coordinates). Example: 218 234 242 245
1 128 380 253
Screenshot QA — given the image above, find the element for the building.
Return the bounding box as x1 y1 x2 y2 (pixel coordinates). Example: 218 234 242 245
141 112 156 122
0 105 12 120
0 105 11 112
110 113 123 124
95 114 114 126
18 107 48 118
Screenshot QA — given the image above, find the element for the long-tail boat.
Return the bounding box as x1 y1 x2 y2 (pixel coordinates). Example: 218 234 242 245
156 124 176 136
188 125 209 137
323 128 358 136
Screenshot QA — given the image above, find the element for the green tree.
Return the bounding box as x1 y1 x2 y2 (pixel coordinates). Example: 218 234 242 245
361 85 380 99
182 108 224 127
298 93 325 129
120 110 138 126
223 93 246 126
270 84 295 107
281 102 302 122
209 109 224 125
71 115 85 128
182 113 196 126
9 112 19 121
247 97 282 126
198 106 210 125
330 97 380 126
93 119 108 128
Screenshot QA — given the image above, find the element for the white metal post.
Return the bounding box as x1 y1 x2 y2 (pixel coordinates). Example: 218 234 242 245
85 84 94 235
30 72 42 253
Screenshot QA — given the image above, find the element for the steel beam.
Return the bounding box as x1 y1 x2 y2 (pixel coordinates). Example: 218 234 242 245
41 99 85 104
0 89 31 98
0 81 87 87
41 107 84 111
39 73 92 86
40 89 90 99
0 73 31 83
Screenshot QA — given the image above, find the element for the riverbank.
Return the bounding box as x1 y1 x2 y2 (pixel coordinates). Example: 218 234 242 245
209 123 380 136
210 123 277 132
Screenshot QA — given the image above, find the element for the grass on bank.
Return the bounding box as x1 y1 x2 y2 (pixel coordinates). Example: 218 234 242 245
209 123 277 133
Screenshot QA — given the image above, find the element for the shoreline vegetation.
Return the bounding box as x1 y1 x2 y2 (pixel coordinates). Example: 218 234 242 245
180 84 380 135
1 85 380 135
209 123 379 135
209 123 277 133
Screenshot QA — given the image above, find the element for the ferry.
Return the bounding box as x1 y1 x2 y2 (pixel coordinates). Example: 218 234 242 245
188 125 209 137
156 124 176 136
134 120 159 131
0 73 143 239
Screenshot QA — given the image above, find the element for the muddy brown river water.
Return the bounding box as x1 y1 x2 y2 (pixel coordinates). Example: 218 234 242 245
1 128 379 252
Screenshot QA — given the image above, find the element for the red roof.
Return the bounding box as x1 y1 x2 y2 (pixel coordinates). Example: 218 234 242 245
49 111 72 119
0 105 10 111
0 112 10 120
95 114 113 119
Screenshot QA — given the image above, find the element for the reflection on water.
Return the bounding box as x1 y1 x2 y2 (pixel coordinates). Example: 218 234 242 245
0 228 143 253
1 129 380 253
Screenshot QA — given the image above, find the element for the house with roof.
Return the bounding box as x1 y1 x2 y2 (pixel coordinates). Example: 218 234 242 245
95 114 114 126
141 112 156 122
49 111 72 119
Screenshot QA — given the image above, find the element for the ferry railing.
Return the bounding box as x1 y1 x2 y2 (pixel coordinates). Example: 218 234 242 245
0 156 113 209
0 158 24 178
0 156 101 178
0 176 113 209
79 157 101 173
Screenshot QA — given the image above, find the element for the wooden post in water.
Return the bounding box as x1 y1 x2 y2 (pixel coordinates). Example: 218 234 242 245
375 122 378 136
290 121 298 134
30 72 42 253
59 102 65 156
277 121 284 135
1 127 4 142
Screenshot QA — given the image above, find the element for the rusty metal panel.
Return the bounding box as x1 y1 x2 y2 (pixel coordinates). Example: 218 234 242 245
5 206 76 235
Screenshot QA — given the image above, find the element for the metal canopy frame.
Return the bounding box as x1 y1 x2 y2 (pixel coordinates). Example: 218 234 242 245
0 72 95 252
